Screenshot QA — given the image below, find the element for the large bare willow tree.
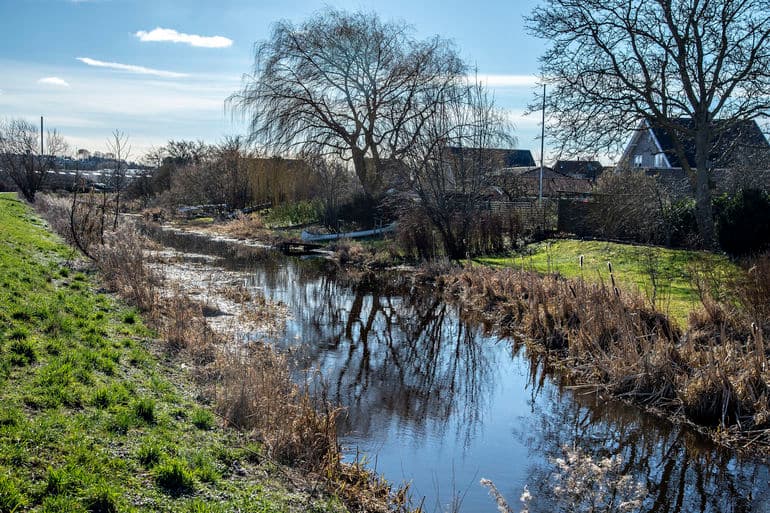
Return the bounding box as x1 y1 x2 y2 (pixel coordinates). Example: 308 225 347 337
0 118 67 203
528 0 770 247
229 9 465 199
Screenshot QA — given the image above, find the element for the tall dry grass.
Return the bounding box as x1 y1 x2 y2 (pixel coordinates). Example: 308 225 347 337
440 265 770 448
34 195 414 511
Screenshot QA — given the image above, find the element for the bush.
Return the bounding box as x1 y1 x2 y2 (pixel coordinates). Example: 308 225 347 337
715 188 770 256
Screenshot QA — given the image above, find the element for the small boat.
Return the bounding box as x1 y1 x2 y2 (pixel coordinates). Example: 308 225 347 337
300 222 396 242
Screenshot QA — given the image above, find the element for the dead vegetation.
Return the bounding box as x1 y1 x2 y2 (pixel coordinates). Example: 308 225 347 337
34 193 414 513
438 262 770 451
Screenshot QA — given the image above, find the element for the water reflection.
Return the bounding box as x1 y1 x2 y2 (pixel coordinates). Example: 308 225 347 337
521 360 770 513
249 268 495 448
145 225 770 513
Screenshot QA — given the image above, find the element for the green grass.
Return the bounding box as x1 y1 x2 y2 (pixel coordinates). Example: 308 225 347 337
263 200 321 228
0 193 348 513
476 238 740 326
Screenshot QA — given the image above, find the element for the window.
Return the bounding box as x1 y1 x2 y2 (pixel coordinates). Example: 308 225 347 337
654 153 667 168
633 154 643 167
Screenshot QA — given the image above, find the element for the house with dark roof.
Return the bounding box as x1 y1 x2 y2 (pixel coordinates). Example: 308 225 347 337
619 118 770 170
445 147 536 168
492 165 594 198
553 159 604 180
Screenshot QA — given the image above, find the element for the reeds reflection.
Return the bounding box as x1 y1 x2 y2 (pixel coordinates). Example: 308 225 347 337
520 357 770 513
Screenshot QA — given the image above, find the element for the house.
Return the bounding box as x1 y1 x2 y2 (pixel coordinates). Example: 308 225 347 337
553 159 604 180
619 118 770 170
445 146 536 168
492 166 594 198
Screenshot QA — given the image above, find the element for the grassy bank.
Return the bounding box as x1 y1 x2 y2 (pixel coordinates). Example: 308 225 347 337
0 193 354 512
477 239 739 325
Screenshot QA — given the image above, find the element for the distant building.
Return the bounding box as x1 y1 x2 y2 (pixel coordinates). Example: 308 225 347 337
552 159 604 180
619 118 770 170
445 146 536 168
493 166 594 198
76 148 91 160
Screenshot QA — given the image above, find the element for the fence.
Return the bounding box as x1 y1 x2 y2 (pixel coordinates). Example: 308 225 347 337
486 198 558 233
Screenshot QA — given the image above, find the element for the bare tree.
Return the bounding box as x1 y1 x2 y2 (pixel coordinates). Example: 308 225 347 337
304 154 353 225
398 81 513 260
229 8 465 199
106 129 131 229
212 136 252 209
527 0 770 247
0 118 68 202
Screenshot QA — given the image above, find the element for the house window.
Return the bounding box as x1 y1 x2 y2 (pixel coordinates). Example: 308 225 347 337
633 154 643 167
654 153 667 168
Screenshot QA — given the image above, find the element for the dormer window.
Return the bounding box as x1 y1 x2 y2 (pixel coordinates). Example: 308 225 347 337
654 153 666 168
633 154 643 167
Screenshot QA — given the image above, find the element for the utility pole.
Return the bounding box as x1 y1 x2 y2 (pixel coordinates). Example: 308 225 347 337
40 116 44 156
539 84 545 204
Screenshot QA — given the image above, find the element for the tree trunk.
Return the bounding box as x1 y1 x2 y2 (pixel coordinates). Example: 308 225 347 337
693 128 716 248
351 148 373 199
351 147 385 199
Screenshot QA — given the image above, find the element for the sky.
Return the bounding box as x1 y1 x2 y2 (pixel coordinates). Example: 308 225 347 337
0 0 558 163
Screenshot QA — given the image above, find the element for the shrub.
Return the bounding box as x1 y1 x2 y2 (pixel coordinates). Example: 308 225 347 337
715 188 770 256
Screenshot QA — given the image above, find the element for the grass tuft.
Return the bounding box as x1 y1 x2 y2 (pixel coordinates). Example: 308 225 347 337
153 458 195 495
190 408 215 430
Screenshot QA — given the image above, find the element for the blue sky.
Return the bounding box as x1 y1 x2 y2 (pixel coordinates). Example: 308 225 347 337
0 0 555 161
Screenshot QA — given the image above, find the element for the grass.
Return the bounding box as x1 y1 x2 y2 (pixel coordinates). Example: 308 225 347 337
477 238 739 325
0 193 351 513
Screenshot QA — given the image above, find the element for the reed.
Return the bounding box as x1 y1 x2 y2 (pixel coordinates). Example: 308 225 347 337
440 264 770 450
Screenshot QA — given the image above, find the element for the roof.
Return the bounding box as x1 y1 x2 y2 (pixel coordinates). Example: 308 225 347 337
445 147 536 168
553 160 603 179
647 118 770 168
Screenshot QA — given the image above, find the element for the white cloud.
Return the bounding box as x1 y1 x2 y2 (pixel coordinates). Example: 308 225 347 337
76 57 188 78
135 27 233 48
475 74 540 88
38 76 70 87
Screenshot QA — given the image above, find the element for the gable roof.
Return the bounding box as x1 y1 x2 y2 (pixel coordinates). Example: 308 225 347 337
647 118 770 168
445 147 536 168
553 160 603 179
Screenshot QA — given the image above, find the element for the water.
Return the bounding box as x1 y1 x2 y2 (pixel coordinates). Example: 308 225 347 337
146 226 770 513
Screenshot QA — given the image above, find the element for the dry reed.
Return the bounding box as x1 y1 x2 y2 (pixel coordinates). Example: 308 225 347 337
35 196 414 511
439 265 770 451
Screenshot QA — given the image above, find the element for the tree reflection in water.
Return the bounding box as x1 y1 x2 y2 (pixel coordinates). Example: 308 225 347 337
257 267 496 447
520 353 770 513
142 227 770 513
